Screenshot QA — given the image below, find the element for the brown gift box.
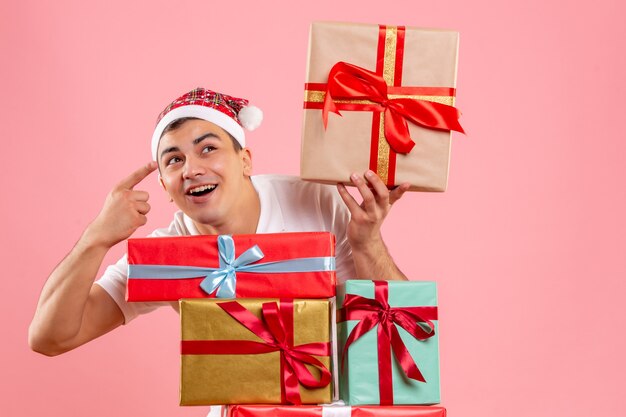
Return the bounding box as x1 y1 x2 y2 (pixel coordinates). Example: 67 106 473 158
180 298 332 406
301 21 461 192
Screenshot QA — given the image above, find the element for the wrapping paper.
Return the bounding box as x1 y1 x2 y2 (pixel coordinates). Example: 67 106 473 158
126 232 336 301
301 21 462 191
337 280 440 405
180 298 333 405
226 404 446 417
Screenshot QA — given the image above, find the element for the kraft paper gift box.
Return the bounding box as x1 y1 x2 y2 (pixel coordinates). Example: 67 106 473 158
180 298 333 405
301 21 464 191
226 404 447 417
337 280 440 405
126 232 336 302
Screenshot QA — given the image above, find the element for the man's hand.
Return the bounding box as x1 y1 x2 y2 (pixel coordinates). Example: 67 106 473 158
337 170 410 250
337 170 410 281
84 161 157 249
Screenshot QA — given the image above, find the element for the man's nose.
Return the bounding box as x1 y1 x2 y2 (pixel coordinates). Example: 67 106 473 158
183 156 206 178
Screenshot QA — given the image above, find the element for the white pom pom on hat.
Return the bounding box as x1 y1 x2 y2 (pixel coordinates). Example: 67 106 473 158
151 88 263 160
238 105 263 131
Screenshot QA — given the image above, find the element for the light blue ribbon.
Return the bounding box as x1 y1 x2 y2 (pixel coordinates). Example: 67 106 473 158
128 235 336 298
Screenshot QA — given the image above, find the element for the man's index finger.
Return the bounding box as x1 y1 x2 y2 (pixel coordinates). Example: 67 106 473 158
118 161 158 190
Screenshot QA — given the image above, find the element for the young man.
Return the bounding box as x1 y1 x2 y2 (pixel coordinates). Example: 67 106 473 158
29 88 409 357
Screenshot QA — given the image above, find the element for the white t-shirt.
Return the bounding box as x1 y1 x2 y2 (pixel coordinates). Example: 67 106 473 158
95 174 356 324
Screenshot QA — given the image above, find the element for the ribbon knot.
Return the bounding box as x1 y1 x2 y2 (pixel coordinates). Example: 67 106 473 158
200 235 265 298
323 61 464 154
379 306 393 324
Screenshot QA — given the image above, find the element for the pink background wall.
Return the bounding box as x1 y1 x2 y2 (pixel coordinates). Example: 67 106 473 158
2 0 625 416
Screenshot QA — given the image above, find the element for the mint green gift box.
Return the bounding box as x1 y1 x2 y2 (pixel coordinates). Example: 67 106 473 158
337 280 440 405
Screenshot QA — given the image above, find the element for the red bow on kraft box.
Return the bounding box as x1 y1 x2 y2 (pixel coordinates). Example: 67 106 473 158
322 61 464 154
180 298 333 406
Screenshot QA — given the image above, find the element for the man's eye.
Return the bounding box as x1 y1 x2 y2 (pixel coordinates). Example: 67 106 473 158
167 156 182 166
202 145 216 154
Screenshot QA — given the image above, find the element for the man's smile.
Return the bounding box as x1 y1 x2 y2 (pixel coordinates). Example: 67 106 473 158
186 184 217 197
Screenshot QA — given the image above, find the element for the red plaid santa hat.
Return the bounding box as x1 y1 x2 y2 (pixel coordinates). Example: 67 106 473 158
151 88 263 160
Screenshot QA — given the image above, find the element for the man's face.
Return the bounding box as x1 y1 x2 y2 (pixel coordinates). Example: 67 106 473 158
157 119 252 229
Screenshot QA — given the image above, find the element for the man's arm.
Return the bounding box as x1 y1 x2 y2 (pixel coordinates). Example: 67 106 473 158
28 162 157 356
337 170 410 281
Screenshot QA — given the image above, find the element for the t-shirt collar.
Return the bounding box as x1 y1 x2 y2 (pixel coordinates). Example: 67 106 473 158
251 176 286 233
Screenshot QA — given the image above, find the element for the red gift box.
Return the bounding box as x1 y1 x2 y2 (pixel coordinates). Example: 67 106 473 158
126 232 336 301
226 404 446 417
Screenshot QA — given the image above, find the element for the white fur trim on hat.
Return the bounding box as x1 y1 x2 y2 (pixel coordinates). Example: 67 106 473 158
151 105 246 160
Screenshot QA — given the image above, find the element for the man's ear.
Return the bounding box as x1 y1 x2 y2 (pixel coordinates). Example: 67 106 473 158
158 175 174 202
241 147 253 176
158 175 167 191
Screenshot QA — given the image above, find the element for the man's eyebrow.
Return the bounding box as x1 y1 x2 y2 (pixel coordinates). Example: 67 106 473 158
193 132 220 145
160 146 179 159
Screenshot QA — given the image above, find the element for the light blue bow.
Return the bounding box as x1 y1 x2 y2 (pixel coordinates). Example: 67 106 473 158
201 235 264 297
128 235 336 298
